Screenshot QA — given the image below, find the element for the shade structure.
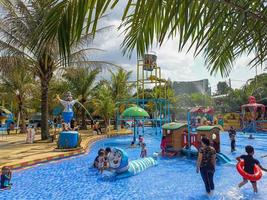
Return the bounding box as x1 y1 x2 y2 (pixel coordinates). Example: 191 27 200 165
121 106 149 118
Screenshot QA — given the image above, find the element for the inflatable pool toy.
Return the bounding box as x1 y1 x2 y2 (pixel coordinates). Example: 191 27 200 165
107 147 157 179
116 157 158 179
236 160 262 181
108 148 129 173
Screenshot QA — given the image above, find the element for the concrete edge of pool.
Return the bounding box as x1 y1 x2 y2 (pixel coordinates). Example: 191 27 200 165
2 129 132 172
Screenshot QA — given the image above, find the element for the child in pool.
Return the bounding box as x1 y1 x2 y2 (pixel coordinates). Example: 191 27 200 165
140 143 147 158
160 136 167 156
236 145 267 193
1 166 12 189
98 151 106 174
138 135 144 146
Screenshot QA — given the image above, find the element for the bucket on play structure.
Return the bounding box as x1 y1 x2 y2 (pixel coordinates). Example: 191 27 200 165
62 111 73 123
143 52 157 71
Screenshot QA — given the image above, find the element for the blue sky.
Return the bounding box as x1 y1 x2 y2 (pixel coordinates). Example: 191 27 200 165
92 2 266 93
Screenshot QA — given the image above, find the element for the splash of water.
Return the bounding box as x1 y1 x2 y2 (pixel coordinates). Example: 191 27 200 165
77 101 95 123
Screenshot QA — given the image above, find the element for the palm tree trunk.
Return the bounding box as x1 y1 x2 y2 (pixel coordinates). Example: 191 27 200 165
40 79 50 140
17 95 27 133
81 107 87 130
80 99 87 130
114 113 117 130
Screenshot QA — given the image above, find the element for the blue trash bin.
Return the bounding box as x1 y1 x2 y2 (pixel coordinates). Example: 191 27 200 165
58 131 79 148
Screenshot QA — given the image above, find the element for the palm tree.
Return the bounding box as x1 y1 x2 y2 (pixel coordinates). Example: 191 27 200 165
0 65 35 133
109 68 133 129
92 84 115 132
63 67 100 129
0 1 113 140
42 0 266 77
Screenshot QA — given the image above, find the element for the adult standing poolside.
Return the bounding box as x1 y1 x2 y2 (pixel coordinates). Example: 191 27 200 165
196 137 216 196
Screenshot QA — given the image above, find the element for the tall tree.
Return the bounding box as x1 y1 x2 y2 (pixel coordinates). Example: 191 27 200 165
92 84 115 132
0 1 111 139
216 82 231 95
64 67 100 129
109 68 133 129
0 65 35 132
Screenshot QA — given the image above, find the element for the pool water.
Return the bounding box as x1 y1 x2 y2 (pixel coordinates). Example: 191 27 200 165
1 128 267 200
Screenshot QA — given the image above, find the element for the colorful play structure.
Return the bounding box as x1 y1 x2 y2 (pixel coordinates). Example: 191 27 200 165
241 96 267 133
189 107 216 130
162 122 231 163
0 106 14 134
216 96 267 133
116 53 171 136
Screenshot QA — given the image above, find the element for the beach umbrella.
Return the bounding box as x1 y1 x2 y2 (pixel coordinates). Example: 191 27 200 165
121 106 149 142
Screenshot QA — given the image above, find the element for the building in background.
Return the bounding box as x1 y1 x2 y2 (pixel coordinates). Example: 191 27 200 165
171 79 211 96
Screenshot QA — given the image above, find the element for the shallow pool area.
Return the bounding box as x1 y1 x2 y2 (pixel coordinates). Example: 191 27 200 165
1 128 267 200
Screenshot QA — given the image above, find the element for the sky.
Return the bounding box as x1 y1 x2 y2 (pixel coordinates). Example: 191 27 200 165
92 2 266 94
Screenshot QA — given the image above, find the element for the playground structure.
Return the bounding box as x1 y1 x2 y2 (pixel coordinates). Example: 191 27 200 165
0 106 14 134
189 107 216 130
241 96 267 133
116 53 171 136
162 123 220 152
162 120 231 163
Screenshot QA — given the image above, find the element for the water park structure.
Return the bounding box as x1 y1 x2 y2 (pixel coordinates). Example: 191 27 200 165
116 53 171 136
162 121 231 163
241 96 267 133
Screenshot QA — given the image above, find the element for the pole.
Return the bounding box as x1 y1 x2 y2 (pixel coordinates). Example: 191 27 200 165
187 112 191 158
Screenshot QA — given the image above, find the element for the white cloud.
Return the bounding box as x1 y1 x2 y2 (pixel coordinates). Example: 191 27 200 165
91 7 266 93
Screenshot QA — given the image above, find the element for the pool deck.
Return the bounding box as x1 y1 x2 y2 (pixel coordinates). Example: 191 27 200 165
0 128 132 170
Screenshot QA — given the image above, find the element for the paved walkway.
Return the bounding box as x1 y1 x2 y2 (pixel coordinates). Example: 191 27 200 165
0 128 132 169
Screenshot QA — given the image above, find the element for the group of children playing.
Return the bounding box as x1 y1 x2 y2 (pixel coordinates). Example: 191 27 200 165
93 147 112 174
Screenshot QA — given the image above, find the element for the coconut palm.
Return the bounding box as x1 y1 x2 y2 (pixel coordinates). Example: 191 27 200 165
42 0 266 77
0 1 114 140
0 65 36 133
63 67 100 129
109 68 133 129
92 83 115 132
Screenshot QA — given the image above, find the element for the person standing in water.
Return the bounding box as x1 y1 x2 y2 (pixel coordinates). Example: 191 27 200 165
228 126 236 152
196 137 216 196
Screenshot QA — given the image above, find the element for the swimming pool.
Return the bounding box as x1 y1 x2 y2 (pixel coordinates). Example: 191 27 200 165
1 127 267 200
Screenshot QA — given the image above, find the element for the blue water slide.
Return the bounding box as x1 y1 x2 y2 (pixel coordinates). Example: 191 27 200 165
116 157 158 179
216 152 232 164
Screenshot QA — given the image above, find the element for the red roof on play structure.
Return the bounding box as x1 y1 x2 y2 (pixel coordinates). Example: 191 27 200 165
190 107 214 114
241 96 266 112
190 107 204 113
203 108 214 114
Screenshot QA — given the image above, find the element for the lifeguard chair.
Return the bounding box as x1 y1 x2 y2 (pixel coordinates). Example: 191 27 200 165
162 122 187 152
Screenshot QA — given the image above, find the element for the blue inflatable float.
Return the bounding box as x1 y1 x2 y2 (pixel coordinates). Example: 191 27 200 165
108 148 158 179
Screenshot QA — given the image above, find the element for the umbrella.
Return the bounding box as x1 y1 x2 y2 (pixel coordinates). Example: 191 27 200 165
121 106 149 118
121 106 149 143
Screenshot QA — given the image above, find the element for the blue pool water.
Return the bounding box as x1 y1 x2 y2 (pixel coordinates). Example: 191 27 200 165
1 127 267 200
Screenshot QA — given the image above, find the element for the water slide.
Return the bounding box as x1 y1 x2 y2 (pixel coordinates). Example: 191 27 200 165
216 152 232 164
181 148 232 164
